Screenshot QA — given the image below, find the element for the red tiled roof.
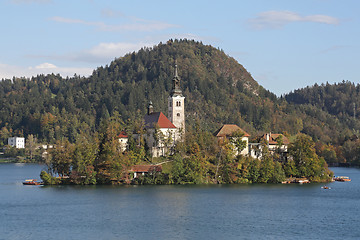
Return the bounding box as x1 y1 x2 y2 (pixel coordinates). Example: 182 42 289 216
131 165 162 173
214 124 250 137
262 133 290 145
118 131 128 138
144 112 176 129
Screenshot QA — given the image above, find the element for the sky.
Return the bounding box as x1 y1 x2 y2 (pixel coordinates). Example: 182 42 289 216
1 0 359 96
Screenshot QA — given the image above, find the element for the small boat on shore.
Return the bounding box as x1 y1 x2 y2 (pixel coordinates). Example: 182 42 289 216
333 176 351 182
23 179 43 185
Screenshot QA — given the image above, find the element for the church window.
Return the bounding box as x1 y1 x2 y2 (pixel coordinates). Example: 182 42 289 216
177 113 180 117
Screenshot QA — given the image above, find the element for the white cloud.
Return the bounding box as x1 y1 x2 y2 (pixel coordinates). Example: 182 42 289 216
0 62 92 80
69 36 205 63
50 16 179 32
28 35 203 64
86 42 151 59
34 62 57 69
57 42 157 64
249 10 340 29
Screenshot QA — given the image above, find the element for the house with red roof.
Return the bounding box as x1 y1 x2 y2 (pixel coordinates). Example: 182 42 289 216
262 133 290 152
249 133 290 159
130 165 162 179
214 124 250 156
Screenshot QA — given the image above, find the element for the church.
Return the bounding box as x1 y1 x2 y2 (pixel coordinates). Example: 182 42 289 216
137 63 185 157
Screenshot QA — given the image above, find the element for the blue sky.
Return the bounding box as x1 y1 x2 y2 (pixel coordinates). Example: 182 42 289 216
1 0 359 95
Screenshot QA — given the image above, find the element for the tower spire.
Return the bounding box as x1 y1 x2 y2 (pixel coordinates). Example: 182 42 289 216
168 61 185 139
148 101 153 115
175 60 179 78
172 60 182 96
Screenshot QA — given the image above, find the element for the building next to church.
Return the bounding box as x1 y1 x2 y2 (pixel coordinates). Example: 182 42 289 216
214 124 250 156
133 63 185 157
249 132 290 159
262 133 290 153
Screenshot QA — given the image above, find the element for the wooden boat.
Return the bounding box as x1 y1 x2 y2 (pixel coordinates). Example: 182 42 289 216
333 176 351 182
23 179 42 185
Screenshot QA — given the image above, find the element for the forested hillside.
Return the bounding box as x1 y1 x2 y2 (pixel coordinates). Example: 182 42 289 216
286 81 360 164
0 39 279 143
286 81 360 122
0 39 359 164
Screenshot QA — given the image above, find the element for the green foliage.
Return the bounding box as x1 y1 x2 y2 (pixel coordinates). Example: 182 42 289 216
284 159 298 177
247 158 261 183
70 135 98 185
49 140 74 177
44 119 139 185
289 134 332 181
4 146 25 158
95 119 130 184
40 170 60 185
285 81 360 165
272 161 286 183
169 153 208 184
230 130 247 155
258 149 275 183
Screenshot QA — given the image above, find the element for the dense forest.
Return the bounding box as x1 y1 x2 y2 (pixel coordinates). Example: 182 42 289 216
285 81 360 165
0 39 359 165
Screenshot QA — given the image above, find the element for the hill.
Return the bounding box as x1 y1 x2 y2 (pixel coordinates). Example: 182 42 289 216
0 39 359 165
285 81 360 164
0 39 278 142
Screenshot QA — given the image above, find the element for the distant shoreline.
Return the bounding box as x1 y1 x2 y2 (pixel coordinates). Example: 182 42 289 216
0 158 17 163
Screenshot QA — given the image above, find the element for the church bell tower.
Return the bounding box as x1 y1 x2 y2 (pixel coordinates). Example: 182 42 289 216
168 62 185 139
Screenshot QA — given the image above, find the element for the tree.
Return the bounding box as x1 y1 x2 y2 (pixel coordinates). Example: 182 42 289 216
26 134 37 161
247 158 261 183
95 119 129 184
49 140 74 177
258 147 274 183
289 133 333 181
284 159 298 177
271 161 286 183
230 130 247 155
71 134 98 185
0 126 11 147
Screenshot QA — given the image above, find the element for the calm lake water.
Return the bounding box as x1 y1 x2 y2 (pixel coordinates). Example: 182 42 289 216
0 164 359 240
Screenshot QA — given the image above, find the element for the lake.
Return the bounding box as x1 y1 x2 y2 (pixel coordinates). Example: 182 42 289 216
0 164 359 240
